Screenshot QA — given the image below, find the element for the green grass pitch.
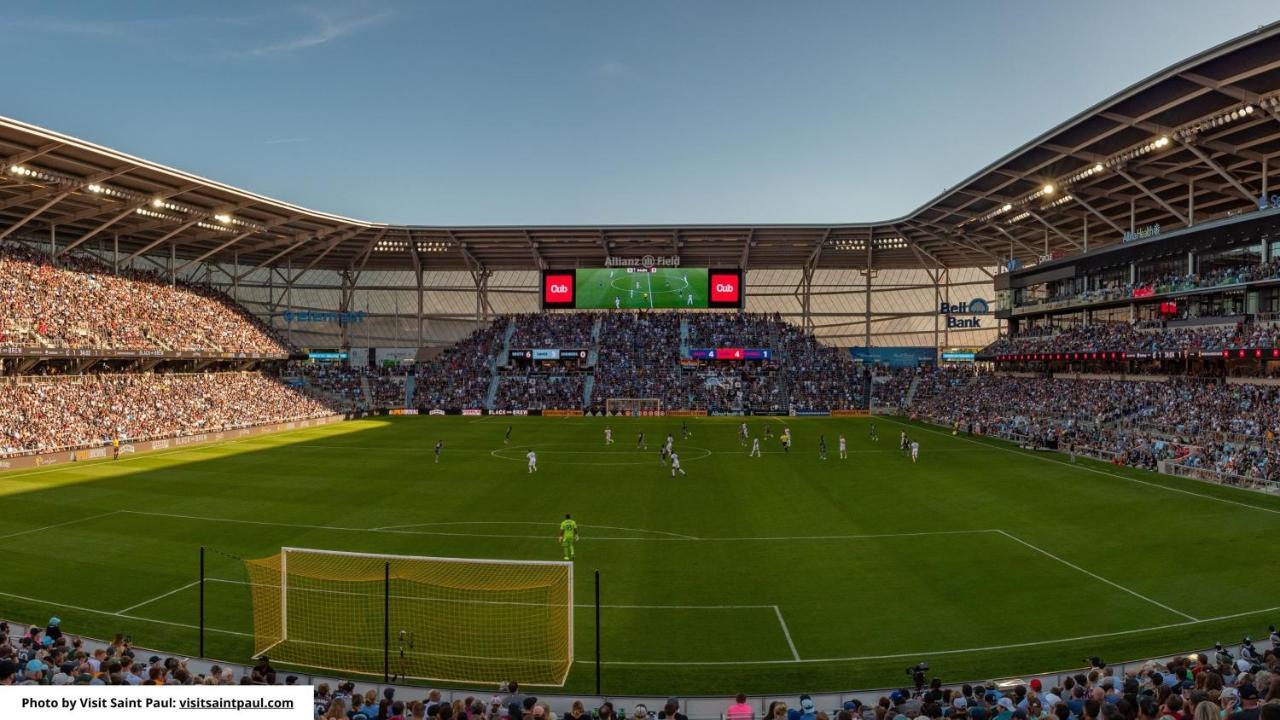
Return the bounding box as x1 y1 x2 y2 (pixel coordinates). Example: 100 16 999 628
3 415 1279 695
575 268 709 309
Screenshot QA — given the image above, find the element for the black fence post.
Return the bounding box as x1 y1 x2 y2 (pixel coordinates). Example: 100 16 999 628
199 546 206 658
384 561 391 684
594 568 601 695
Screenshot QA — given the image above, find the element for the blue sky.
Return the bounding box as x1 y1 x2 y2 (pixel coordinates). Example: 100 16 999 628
4 1 1277 225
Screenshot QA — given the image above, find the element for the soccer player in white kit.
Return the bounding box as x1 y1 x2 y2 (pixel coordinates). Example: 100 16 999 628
527 450 538 473
604 426 613 445
614 296 621 309
910 441 920 463
749 437 761 457
670 452 686 477
838 434 847 460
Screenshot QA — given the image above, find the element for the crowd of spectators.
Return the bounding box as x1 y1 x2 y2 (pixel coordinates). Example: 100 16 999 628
413 322 508 409
0 242 289 355
907 373 1280 484
1022 257 1280 310
0 371 334 457
492 371 586 410
508 313 595 349
4 618 1278 720
592 313 697 410
292 363 367 409
982 321 1280 356
870 369 919 409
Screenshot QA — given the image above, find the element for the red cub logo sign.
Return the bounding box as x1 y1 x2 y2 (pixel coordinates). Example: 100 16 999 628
543 273 575 306
710 272 740 304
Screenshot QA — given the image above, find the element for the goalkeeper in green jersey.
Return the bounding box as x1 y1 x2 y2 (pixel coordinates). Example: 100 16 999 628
558 513 579 560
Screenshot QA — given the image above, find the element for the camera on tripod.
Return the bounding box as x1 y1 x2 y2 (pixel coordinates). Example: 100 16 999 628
1213 643 1233 665
906 662 929 690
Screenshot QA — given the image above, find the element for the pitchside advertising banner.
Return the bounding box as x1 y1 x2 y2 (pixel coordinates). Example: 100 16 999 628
541 267 744 310
3 686 310 719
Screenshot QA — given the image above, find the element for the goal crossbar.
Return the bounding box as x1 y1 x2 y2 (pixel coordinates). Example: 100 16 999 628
246 548 574 686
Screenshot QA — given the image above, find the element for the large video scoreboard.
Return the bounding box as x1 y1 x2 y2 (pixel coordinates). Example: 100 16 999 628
541 268 744 310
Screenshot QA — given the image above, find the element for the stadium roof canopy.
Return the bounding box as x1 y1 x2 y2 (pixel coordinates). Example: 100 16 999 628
3 22 1280 275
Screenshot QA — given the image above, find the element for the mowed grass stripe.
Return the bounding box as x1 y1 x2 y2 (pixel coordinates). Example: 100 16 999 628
2 416 1278 695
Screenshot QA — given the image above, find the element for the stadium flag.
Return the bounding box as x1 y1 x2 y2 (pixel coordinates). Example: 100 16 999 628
244 548 573 686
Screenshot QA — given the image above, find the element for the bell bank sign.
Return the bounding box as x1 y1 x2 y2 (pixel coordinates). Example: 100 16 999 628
939 298 990 329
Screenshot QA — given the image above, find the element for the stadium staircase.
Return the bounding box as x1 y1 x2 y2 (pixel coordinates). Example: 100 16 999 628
591 315 602 343
678 317 690 357
902 376 922 406
403 374 416 409
359 374 373 408
485 318 513 410
583 374 595 408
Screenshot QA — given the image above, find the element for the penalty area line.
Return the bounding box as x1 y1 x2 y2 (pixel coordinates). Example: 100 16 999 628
773 606 801 661
994 529 1197 622
117 580 202 615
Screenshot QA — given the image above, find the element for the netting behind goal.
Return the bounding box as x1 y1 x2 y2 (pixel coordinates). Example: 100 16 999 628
244 548 573 686
605 397 663 416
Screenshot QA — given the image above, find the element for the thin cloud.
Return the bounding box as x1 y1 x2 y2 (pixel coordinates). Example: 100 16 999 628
225 8 393 59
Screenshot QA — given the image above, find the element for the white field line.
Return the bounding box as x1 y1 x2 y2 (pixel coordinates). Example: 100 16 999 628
0 510 122 541
773 605 801 661
116 580 201 615
370 520 697 540
118 510 997 543
3 588 1277 667
0 588 251 637
574 602 1280 666
994 529 1197 622
880 417 1280 517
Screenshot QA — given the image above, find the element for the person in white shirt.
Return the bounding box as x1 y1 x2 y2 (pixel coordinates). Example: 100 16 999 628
527 450 538 473
670 452 686 477
604 426 613 445
749 437 761 457
910 441 920 463
838 434 847 460
614 296 621 309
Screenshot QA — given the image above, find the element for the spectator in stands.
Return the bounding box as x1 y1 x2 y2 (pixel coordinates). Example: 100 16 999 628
727 695 755 720
0 242 290 355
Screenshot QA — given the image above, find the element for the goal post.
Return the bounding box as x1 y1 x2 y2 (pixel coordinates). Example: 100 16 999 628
605 397 663 416
244 548 574 686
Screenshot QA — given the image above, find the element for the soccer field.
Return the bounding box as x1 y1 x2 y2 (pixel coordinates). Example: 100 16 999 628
3 415 1279 695
575 268 709 309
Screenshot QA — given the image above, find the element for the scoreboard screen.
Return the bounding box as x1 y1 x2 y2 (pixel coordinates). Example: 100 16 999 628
541 268 744 310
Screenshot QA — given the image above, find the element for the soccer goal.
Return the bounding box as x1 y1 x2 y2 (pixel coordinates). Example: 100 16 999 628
605 397 663 416
243 548 573 686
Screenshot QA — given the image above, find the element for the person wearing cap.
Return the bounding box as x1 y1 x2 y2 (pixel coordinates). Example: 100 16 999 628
23 658 47 685
995 698 1017 720
1225 684 1261 720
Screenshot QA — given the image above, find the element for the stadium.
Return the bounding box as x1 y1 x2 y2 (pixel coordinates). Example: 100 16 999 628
2 7 1280 720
